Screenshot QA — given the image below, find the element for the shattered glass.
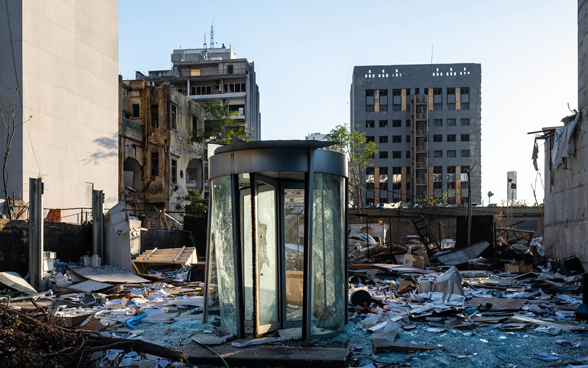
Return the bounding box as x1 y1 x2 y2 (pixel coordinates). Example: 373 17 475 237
206 175 237 335
311 173 346 335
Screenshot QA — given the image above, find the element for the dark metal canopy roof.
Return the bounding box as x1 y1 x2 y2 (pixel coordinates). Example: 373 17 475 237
214 139 338 154
209 139 347 180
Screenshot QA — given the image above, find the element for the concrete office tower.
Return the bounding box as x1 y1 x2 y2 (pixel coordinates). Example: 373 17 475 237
350 64 482 206
141 46 261 141
0 1 119 221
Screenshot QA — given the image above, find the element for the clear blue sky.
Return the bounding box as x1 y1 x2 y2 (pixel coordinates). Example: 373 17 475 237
119 0 577 205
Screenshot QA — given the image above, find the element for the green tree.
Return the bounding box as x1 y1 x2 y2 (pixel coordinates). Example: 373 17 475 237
324 124 378 211
176 189 208 216
192 99 250 145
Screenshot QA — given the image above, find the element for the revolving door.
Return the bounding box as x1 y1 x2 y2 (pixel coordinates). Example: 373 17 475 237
203 140 348 340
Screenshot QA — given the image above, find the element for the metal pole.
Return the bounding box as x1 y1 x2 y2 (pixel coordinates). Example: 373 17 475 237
202 190 213 323
92 190 104 257
29 178 43 292
467 170 472 246
250 174 258 337
302 149 315 341
231 172 245 339
344 177 349 325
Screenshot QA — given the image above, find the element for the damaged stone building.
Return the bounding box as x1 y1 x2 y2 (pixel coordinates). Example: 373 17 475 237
137 46 261 141
541 0 588 270
119 79 205 224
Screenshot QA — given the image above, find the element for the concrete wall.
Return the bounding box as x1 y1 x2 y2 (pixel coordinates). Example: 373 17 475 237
0 219 92 276
0 0 119 222
353 206 543 245
543 0 588 269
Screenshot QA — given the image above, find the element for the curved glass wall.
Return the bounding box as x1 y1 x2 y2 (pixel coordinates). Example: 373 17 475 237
206 175 237 335
311 173 347 335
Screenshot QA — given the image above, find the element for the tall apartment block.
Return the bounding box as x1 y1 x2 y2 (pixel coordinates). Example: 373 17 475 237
0 0 119 221
139 46 261 140
350 64 482 206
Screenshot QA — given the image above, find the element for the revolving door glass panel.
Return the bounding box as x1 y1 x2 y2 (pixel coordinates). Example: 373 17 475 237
311 173 346 336
241 176 280 333
206 175 237 335
283 187 305 322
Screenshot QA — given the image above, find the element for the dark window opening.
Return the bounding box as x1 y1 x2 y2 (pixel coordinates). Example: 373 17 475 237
392 120 401 127
461 134 470 142
433 88 442 95
392 151 401 159
379 136 388 143
447 134 456 142
433 135 442 142
433 150 442 158
171 159 177 184
392 89 401 96
151 105 158 128
447 88 455 95
380 151 388 159
171 104 177 130
379 120 388 128
366 120 375 128
227 65 234 74
461 150 470 157
406 120 411 127
461 118 470 126
192 115 198 133
447 150 456 157
433 119 442 127
461 87 470 95
461 103 470 110
151 152 159 176
406 151 410 158
366 136 375 143
448 119 456 126
406 135 410 143
392 135 401 143
132 104 140 118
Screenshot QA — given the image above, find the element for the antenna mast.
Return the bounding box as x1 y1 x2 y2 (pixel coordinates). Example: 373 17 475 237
210 21 215 49
203 33 207 48
431 45 434 64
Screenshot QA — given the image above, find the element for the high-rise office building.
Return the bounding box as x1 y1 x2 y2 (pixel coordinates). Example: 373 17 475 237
351 64 482 206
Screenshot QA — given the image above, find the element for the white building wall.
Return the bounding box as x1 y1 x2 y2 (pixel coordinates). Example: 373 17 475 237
1 0 119 221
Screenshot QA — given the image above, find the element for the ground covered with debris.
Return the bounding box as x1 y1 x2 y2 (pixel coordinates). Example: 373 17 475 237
3 242 588 367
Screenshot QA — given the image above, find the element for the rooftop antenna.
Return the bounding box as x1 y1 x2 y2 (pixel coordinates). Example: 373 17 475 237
203 33 207 48
431 45 434 64
210 20 215 49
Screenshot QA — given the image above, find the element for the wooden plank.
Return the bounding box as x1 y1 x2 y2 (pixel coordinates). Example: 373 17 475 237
71 264 149 284
143 248 158 260
511 315 584 331
373 341 445 353
187 347 348 368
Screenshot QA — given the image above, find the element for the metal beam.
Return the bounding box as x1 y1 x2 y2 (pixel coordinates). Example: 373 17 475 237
29 178 43 292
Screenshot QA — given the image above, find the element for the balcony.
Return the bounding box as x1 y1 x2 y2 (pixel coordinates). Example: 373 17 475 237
123 118 142 131
415 146 427 153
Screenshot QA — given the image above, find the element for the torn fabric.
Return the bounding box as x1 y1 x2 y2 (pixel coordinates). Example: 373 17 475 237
552 114 580 168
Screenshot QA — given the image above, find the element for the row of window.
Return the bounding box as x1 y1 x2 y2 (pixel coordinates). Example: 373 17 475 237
367 134 470 144
367 87 470 97
378 149 470 159
131 103 199 132
366 165 469 180
366 118 471 128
